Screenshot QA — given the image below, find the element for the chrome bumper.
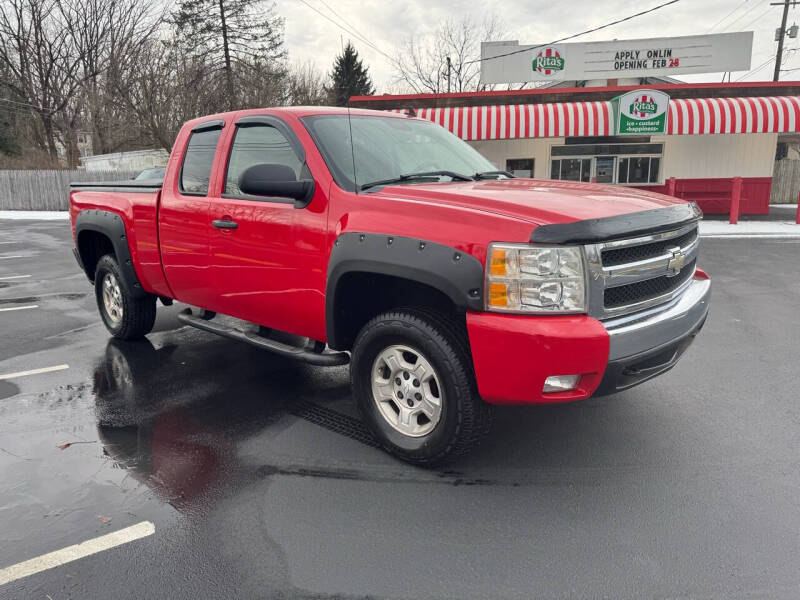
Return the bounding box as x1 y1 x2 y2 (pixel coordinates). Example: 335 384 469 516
592 277 710 396
605 277 711 362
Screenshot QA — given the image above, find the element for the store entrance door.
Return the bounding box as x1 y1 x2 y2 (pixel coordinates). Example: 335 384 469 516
594 156 615 183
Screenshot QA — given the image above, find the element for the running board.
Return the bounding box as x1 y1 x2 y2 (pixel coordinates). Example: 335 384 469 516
177 309 349 366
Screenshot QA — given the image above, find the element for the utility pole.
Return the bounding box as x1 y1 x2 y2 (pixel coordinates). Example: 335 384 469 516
446 56 452 93
772 0 800 81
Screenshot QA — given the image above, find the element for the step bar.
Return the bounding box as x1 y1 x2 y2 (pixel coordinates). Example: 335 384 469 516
177 309 350 366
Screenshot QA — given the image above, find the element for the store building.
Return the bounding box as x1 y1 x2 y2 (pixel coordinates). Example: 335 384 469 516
350 81 800 215
350 34 800 215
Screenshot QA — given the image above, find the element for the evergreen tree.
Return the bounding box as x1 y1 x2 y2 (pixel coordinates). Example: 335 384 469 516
171 0 286 110
329 42 375 106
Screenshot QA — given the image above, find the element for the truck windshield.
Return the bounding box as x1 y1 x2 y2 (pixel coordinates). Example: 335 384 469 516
302 114 498 192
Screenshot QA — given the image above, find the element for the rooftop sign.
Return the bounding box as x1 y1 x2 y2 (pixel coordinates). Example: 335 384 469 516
480 32 753 84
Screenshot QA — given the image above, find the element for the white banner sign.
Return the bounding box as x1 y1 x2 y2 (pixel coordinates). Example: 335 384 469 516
480 32 753 84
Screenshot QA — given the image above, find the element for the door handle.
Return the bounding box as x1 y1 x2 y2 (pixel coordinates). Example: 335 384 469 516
212 219 238 230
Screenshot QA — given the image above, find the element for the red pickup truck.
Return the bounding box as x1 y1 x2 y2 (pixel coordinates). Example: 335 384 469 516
70 106 710 465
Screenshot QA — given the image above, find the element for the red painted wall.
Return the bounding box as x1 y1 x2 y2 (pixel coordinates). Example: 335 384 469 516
636 177 772 215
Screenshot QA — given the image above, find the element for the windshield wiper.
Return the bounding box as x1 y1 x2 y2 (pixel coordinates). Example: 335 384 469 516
360 170 473 191
473 170 515 180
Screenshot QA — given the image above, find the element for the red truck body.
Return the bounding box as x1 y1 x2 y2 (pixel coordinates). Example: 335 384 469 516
70 106 710 463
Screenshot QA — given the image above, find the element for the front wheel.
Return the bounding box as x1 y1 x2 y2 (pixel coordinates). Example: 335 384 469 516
351 309 493 466
94 254 156 340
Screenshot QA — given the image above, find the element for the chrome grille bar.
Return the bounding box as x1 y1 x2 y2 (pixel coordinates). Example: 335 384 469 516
585 223 700 320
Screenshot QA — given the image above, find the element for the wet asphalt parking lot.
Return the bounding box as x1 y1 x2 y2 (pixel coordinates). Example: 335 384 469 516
1 219 800 599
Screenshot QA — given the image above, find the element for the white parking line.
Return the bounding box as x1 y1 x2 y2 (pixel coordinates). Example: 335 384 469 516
0 521 155 586
0 305 38 312
701 234 800 239
0 364 69 381
0 256 24 260
0 275 31 281
0 241 17 244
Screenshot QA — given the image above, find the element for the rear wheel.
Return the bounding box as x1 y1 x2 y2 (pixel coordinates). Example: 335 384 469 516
351 308 492 466
94 254 156 340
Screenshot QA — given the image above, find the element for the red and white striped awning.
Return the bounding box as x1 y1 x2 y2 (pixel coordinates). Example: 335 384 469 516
396 96 800 140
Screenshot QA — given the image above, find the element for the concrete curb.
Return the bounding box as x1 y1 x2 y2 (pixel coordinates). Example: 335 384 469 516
0 210 70 220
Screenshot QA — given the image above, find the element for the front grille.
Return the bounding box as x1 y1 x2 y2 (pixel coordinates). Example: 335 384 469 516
604 259 696 309
602 228 697 267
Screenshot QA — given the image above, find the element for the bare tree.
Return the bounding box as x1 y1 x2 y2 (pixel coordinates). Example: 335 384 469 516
392 14 505 94
74 0 164 156
285 61 328 106
0 0 161 166
114 38 221 152
0 0 81 160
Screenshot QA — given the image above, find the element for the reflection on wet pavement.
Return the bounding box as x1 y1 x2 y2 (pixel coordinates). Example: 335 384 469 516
91 335 360 514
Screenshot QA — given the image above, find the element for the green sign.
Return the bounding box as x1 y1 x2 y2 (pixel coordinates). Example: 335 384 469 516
611 89 670 135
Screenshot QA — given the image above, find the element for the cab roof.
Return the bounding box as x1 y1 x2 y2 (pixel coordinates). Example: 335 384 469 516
183 105 402 130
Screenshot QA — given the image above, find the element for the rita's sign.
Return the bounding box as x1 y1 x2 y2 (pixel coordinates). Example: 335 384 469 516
534 47 565 76
480 32 752 84
611 89 670 135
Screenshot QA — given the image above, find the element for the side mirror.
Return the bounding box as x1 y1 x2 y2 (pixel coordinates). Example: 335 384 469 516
239 163 315 208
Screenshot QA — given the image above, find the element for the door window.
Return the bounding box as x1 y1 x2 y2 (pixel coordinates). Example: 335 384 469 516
594 156 615 183
224 124 303 197
180 126 222 195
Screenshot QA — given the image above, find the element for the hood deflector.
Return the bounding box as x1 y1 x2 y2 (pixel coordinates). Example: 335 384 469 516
529 203 702 244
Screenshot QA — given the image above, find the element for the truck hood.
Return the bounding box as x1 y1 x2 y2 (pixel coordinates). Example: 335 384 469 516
369 179 683 226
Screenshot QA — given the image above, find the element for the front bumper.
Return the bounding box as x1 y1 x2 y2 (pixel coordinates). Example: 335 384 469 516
595 277 710 395
466 274 711 405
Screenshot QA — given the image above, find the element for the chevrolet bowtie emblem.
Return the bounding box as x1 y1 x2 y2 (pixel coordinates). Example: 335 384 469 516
666 247 686 277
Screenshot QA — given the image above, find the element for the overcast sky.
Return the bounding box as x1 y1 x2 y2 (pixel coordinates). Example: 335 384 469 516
274 0 796 91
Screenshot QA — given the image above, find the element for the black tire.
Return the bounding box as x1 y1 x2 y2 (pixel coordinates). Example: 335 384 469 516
351 308 493 466
94 254 156 340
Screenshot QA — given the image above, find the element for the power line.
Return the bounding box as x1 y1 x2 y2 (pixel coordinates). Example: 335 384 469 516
0 97 43 111
317 0 350 31
735 55 775 80
720 0 767 32
708 0 751 32
466 0 681 66
733 49 797 81
296 0 393 62
738 5 774 30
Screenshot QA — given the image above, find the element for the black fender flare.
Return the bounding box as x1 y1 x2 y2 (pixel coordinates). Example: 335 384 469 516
325 233 485 347
74 209 147 299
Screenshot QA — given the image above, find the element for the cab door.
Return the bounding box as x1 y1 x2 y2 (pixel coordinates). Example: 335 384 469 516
158 120 224 308
205 115 329 341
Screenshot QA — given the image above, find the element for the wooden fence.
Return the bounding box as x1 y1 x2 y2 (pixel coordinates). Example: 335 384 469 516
0 170 138 211
770 160 800 204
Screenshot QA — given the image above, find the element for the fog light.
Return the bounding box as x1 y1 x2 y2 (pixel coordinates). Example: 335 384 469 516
543 374 580 393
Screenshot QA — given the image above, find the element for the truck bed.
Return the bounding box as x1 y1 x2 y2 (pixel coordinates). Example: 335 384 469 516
69 180 168 298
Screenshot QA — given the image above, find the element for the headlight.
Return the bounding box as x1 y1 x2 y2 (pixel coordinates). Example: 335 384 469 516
485 243 587 313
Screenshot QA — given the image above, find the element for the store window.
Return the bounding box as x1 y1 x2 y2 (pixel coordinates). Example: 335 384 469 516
550 158 591 182
549 138 663 185
506 158 534 178
618 156 661 184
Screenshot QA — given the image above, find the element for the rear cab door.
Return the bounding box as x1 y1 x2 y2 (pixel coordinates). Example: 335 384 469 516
159 119 225 307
